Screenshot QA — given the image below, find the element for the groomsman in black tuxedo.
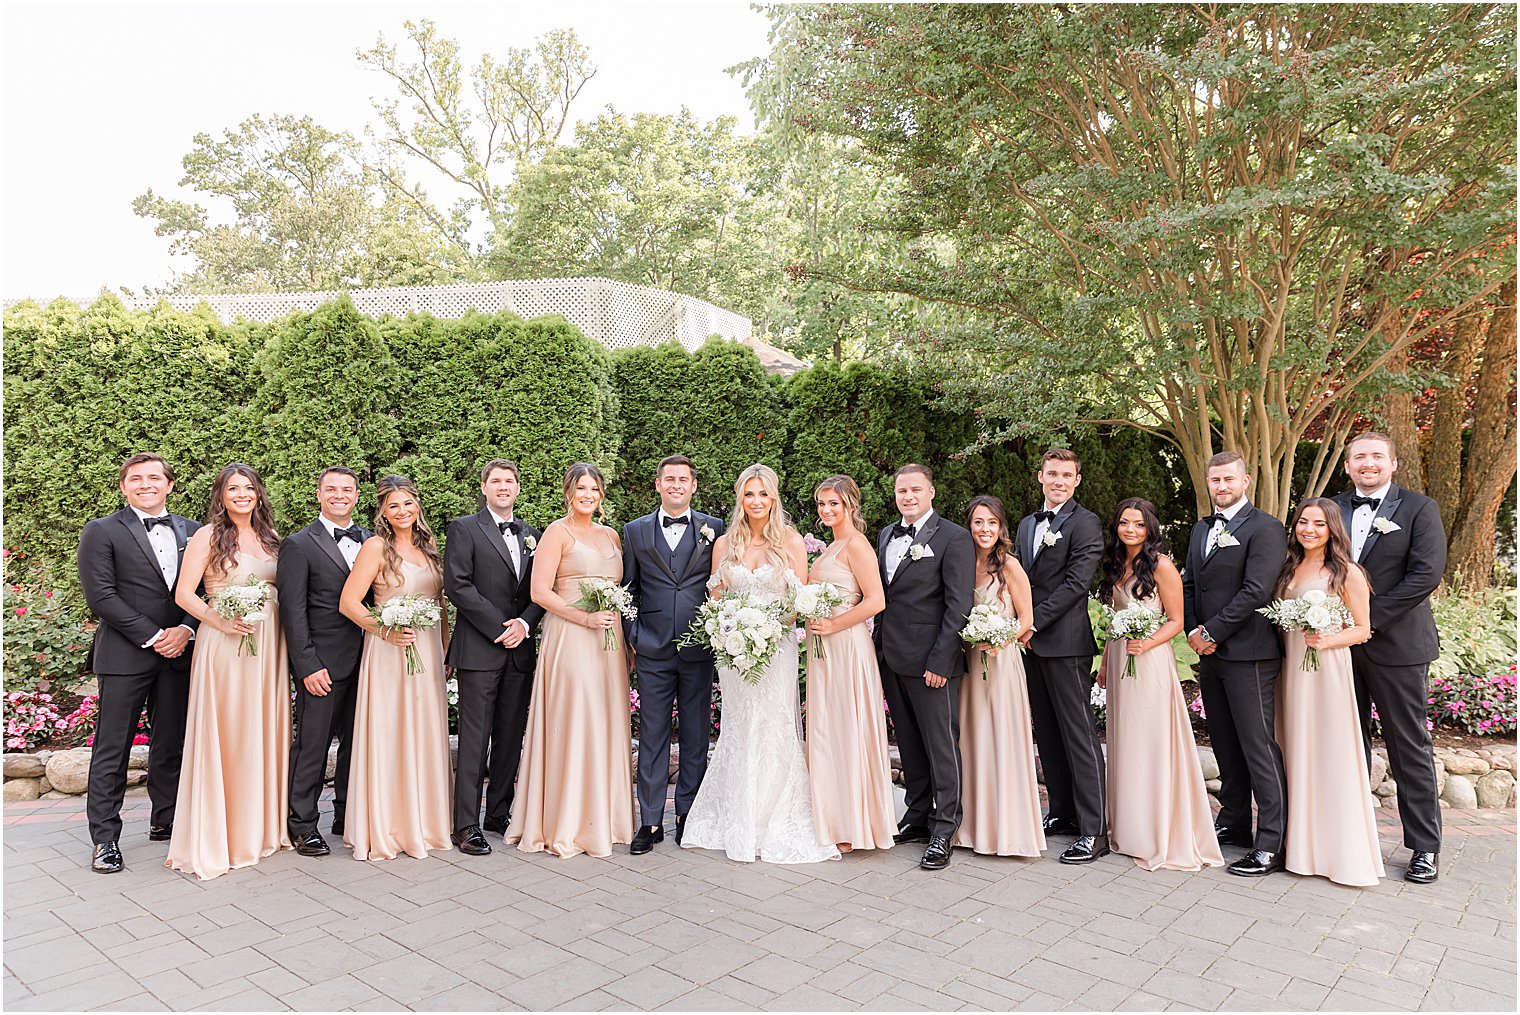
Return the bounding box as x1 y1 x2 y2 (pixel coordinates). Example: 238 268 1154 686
1182 450 1289 877
1332 432 1446 884
444 459 545 855
279 466 369 857
876 464 975 870
1013 449 1107 863
623 455 725 853
76 453 201 873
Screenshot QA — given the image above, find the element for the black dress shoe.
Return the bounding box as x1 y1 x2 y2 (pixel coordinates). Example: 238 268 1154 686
1042 814 1080 837
452 826 492 856
630 825 664 855
330 818 345 837
92 841 124 874
1059 835 1111 864
894 822 932 844
920 836 952 870
147 824 172 841
674 814 688 845
1213 824 1254 848
292 831 331 857
1227 849 1285 877
482 819 508 835
1405 851 1439 884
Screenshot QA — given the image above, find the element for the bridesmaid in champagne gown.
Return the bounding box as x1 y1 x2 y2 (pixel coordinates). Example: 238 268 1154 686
954 496 1045 858
166 464 291 880
1273 499 1383 887
803 476 895 852
506 463 634 858
339 475 453 861
1098 498 1223 872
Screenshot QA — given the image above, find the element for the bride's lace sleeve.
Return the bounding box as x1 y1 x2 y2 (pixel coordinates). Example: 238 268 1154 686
706 570 724 592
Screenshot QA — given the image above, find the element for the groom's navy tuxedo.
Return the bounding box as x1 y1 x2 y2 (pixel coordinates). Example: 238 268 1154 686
1333 484 1446 854
876 510 975 840
623 508 725 827
77 506 200 845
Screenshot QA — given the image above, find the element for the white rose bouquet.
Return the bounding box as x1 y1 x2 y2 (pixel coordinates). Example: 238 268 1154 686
369 595 442 675
570 578 638 650
788 580 848 660
678 592 789 685
210 576 273 657
1256 588 1353 672
959 591 1022 680
1101 601 1166 678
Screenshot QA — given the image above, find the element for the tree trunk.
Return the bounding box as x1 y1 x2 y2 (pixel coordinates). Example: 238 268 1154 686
1380 343 1426 494
1424 298 1486 521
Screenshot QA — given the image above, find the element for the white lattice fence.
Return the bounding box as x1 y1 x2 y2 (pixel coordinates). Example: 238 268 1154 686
7 277 751 352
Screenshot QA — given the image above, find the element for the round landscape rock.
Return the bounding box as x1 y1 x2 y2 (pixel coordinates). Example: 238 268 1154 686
3 777 41 801
43 748 92 795
1197 747 1220 781
1440 753 1491 776
1440 772 1478 809
2 754 45 779
1475 769 1516 809
128 745 150 771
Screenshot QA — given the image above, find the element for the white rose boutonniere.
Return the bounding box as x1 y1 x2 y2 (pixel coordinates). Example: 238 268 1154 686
522 534 537 553
1371 517 1400 535
699 524 716 544
1041 529 1063 549
1212 531 1239 550
908 543 934 561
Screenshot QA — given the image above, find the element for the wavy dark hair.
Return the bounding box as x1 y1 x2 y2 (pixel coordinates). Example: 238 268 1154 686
205 463 280 580
1099 497 1167 606
965 495 1016 581
1277 498 1363 598
372 474 443 585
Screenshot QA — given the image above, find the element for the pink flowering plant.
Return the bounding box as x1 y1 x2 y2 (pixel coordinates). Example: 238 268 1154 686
5 691 62 751
1427 665 1517 737
2 554 93 695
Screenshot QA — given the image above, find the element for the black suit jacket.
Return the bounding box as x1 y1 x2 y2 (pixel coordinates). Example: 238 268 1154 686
1332 485 1445 666
1013 501 1103 657
444 510 545 673
1181 502 1287 662
77 508 201 676
876 513 976 678
622 510 725 660
277 521 370 682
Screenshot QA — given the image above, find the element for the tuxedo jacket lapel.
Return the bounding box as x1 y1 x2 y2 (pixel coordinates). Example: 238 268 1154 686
674 516 710 582
1202 504 1253 568
877 526 893 587
1018 515 1036 566
118 509 162 579
474 510 518 579
1359 486 1403 562
645 517 679 582
307 520 350 573
891 515 938 586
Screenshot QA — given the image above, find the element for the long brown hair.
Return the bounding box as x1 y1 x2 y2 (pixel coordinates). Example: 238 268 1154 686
1099 497 1167 605
814 474 866 537
965 495 1015 581
372 474 443 584
205 463 280 580
1276 497 1362 598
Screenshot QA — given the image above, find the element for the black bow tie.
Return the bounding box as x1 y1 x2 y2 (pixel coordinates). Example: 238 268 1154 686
142 515 172 531
1034 510 1055 524
498 519 522 535
661 515 689 529
1350 495 1381 510
332 525 364 544
1202 513 1227 526
891 522 916 540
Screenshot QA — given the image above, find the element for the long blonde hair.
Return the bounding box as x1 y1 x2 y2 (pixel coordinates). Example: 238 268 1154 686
372 474 443 585
721 463 795 574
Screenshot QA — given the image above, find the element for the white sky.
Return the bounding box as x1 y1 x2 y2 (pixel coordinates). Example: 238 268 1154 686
0 1 772 300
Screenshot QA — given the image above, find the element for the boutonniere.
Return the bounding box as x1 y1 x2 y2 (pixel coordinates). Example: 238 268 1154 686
1213 531 1238 549
1371 517 1400 535
699 524 715 544
908 543 934 561
522 535 537 553
1041 529 1063 548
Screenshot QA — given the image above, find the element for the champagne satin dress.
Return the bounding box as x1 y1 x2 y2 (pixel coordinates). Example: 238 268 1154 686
1102 581 1223 872
166 551 291 880
506 524 635 858
953 577 1046 858
1277 576 1385 887
346 560 453 861
804 544 896 851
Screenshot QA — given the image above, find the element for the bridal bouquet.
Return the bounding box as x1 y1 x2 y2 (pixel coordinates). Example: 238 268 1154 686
959 592 1022 680
788 580 847 660
1257 589 1353 672
210 576 273 657
679 592 788 685
1102 601 1166 678
570 578 637 650
369 595 441 675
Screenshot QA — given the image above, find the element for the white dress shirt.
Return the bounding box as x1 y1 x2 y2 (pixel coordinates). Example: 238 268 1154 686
319 514 363 569
1206 497 1250 555
131 505 191 648
1032 500 1069 557
658 509 692 553
885 509 933 582
1349 482 1392 560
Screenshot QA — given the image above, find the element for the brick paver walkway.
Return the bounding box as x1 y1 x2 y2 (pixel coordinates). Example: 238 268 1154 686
4 792 1515 1011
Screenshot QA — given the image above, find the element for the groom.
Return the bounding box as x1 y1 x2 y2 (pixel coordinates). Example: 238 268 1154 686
876 464 975 870
622 455 725 853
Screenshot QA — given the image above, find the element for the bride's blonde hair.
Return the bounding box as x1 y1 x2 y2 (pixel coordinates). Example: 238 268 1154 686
721 463 795 574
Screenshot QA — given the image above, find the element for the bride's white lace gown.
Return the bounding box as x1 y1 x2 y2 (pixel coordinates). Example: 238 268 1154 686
681 563 840 864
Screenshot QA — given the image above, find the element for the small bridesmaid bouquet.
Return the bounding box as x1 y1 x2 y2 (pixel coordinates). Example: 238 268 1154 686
571 578 638 650
959 595 1021 680
1104 602 1165 678
370 596 442 675
789 580 846 660
210 576 273 657
1257 590 1352 672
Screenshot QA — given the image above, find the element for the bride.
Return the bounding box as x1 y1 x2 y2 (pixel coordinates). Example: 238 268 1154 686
680 464 839 864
